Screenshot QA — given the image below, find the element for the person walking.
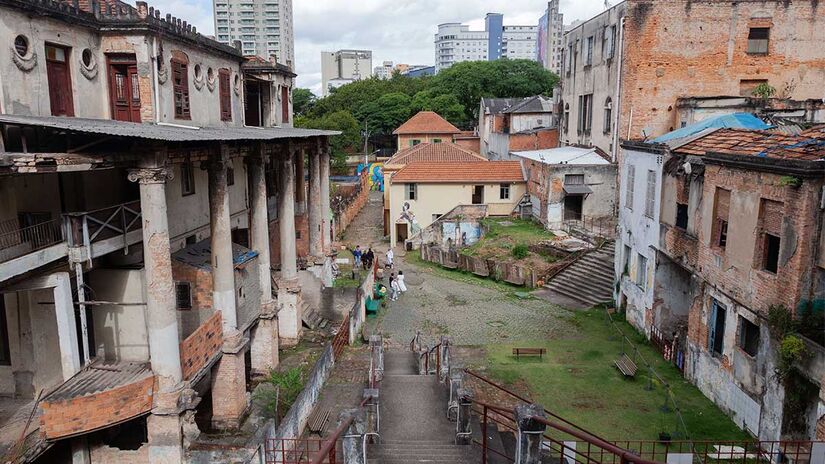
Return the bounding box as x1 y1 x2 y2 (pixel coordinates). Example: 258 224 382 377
353 245 363 269
397 270 407 294
389 273 400 301
385 248 394 269
364 247 375 271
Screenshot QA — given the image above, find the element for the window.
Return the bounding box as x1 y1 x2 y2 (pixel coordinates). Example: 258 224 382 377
636 253 648 289
625 165 635 210
406 183 417 200
0 298 10 365
738 316 759 357
45 44 74 117
433 138 442 143
623 244 632 275
565 174 584 185
410 139 421 147
644 170 656 218
499 183 510 200
172 58 191 119
757 198 783 273
577 94 593 134
603 98 613 134
563 103 570 134
712 188 730 250
709 299 726 356
747 27 769 55
604 25 616 59
181 160 195 196
175 282 192 310
675 203 689 230
227 166 235 186
14 35 29 58
585 36 593 65
219 69 231 121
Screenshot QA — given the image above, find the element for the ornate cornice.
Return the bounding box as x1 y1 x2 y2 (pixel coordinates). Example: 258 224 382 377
128 167 173 184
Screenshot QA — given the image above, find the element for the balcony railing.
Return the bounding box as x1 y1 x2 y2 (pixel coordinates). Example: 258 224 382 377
0 218 65 263
64 201 142 255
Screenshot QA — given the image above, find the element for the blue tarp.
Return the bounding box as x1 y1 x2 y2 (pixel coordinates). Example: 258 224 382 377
652 113 771 143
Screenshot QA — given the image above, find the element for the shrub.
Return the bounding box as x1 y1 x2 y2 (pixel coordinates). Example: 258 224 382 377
254 367 306 419
777 335 806 380
512 244 529 259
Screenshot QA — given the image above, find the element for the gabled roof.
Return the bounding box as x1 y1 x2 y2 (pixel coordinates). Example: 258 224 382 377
393 111 461 135
512 146 610 165
674 128 825 161
481 98 519 115
502 96 553 114
385 142 486 166
392 161 525 183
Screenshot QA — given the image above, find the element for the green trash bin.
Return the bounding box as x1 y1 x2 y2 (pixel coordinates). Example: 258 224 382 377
366 297 380 315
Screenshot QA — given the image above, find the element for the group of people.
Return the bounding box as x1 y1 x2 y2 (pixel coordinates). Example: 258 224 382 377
350 244 406 302
389 270 406 301
352 245 375 270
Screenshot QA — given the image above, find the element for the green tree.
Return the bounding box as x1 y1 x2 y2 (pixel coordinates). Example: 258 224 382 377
360 92 413 135
297 110 361 173
410 91 466 126
292 88 316 116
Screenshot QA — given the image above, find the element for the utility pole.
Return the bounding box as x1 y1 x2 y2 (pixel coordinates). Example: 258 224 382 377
362 120 371 167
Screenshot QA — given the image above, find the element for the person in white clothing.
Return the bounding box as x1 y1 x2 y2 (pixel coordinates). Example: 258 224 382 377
385 248 394 269
389 273 400 301
397 270 407 293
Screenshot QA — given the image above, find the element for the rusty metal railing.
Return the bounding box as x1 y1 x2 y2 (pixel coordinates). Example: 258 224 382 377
265 437 336 464
0 218 64 263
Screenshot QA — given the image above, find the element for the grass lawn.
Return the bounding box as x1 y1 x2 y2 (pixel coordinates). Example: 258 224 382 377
333 249 364 288
484 308 751 442
464 218 561 271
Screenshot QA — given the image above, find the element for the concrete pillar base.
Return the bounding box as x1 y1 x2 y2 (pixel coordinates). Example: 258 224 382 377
250 309 279 376
210 335 250 431
147 413 184 464
277 281 302 347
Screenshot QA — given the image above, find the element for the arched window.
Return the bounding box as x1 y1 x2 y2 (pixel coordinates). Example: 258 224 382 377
564 103 570 134
604 97 613 134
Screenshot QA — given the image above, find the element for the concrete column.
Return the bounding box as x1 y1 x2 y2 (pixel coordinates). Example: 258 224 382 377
515 404 547 464
128 165 185 464
53 272 81 381
456 388 473 445
278 146 301 346
339 408 366 464
208 146 239 334
295 149 307 215
211 332 249 430
448 372 463 422
248 149 275 310
307 147 323 259
320 144 332 252
250 316 279 375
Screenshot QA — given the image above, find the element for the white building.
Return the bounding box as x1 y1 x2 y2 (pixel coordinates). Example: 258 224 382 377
374 61 394 80
537 0 565 75
320 49 373 96
212 0 294 68
434 13 538 73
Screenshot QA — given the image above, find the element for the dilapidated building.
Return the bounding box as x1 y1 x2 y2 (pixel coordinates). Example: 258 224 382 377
0 1 336 462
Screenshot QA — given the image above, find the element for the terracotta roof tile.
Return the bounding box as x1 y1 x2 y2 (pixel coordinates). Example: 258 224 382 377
392 111 461 135
392 161 525 183
385 142 486 165
674 128 825 161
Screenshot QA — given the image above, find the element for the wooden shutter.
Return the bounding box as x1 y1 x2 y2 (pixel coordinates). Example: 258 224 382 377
281 85 290 123
172 59 190 119
760 199 783 236
645 170 656 217
46 45 74 117
625 165 635 209
219 69 231 122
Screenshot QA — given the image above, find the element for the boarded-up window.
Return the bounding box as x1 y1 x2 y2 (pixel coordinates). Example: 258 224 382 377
644 170 656 218
712 188 731 249
172 59 191 119
625 165 635 210
219 69 231 121
175 282 192 310
748 27 769 55
758 199 783 273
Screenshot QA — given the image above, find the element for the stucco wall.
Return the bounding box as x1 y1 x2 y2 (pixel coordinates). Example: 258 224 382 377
396 134 451 150
88 268 149 362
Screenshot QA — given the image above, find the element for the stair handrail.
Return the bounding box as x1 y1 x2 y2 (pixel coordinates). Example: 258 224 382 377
309 395 371 464
428 342 442 375
409 330 422 352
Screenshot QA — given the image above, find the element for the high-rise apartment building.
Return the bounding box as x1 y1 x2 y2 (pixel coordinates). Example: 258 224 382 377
213 0 294 68
320 50 373 96
374 61 394 80
537 0 565 75
434 13 538 73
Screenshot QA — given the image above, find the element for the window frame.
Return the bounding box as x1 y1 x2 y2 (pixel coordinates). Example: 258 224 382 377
219 68 232 122
747 27 770 55
171 58 191 120
175 281 193 310
738 316 759 358
644 170 656 218
712 188 731 251
675 202 689 230
499 183 511 200
636 253 648 289
709 299 727 357
406 183 417 201
625 165 635 210
181 160 196 196
603 97 613 134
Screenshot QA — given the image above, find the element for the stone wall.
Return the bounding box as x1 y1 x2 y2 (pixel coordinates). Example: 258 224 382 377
333 171 370 239
420 243 544 288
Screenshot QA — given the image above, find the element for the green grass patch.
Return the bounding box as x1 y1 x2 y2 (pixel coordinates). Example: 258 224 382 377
484 308 751 441
406 252 528 296
464 218 560 270
333 249 364 288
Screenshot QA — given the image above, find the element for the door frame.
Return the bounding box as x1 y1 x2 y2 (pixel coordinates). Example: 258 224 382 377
45 43 75 117
106 54 141 122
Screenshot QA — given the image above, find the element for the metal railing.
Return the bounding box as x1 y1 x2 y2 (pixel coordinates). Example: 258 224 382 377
650 326 685 375
64 200 142 254
331 312 350 360
0 218 64 262
562 215 616 239
265 437 336 464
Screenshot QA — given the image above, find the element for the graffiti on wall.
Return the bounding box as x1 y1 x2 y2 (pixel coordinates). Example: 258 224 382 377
398 202 422 236
357 163 384 192
442 222 481 248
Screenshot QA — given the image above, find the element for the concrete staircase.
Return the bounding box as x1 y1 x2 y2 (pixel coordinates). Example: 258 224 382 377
367 351 478 463
544 241 616 308
301 299 331 332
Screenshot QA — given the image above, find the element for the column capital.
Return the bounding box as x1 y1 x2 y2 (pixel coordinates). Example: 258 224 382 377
128 167 173 184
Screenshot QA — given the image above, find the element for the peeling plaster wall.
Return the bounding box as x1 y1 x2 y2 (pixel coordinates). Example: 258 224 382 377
88 268 149 362
545 163 617 229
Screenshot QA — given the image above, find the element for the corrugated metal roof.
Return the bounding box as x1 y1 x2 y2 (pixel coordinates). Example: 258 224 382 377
44 362 152 401
172 238 258 270
512 147 610 165
652 113 770 143
502 96 553 114
0 115 339 142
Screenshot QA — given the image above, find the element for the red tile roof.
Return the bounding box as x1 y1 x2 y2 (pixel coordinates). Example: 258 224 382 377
392 161 525 183
674 128 825 161
392 111 461 135
385 142 486 165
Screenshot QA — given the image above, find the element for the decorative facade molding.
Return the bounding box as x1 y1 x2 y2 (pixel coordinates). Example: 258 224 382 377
127 167 173 184
12 47 37 72
79 58 98 80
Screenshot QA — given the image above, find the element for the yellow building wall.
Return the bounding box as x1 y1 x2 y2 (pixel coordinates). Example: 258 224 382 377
388 181 526 245
396 134 451 150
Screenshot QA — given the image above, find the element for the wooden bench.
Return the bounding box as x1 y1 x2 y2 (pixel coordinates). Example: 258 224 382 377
513 348 546 360
307 408 331 436
614 354 638 378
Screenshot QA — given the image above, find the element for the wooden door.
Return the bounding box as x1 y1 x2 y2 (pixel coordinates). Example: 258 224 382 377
108 58 141 122
45 44 74 116
281 85 290 123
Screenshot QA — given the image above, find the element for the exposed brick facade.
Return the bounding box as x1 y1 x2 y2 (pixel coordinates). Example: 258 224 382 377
509 129 559 152
269 213 309 265
40 376 155 439
89 443 149 464
333 173 370 238
180 310 223 381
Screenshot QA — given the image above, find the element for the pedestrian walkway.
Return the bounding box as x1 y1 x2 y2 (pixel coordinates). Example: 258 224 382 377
341 191 386 252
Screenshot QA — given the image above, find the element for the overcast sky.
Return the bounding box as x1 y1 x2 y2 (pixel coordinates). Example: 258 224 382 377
150 0 608 94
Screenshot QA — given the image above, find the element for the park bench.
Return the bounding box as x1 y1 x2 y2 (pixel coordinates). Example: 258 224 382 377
614 354 638 378
307 408 331 436
513 348 546 360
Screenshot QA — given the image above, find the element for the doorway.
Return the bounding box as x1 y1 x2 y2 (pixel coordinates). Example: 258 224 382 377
107 55 141 122
564 195 584 221
245 80 262 127
395 223 408 245
472 185 484 204
46 44 74 116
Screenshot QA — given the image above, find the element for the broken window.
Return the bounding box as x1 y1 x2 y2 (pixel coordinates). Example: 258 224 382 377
219 69 232 122
636 253 648 289
585 36 593 65
175 282 192 310
709 299 726 356
757 199 783 273
181 160 196 196
712 188 730 250
577 94 593 134
172 58 191 119
46 44 74 117
406 183 417 201
644 170 656 218
747 27 769 55
675 203 689 230
625 165 635 210
499 183 510 200
738 316 759 357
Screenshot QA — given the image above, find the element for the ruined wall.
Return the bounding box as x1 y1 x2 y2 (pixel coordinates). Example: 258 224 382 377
545 163 617 229
454 137 481 154
620 0 825 141
268 213 310 266
88 268 149 362
509 129 560 153
179 310 223 381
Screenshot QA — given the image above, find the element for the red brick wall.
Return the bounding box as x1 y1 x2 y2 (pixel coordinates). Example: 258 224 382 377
661 225 699 269
454 137 481 153
172 262 213 310
335 173 370 238
509 129 559 152
40 376 155 439
180 310 223 380
269 213 310 265
522 159 552 223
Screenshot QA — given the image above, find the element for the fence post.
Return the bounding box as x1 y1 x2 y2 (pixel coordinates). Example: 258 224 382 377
456 388 473 445
339 408 367 464
363 389 379 444
514 404 546 464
